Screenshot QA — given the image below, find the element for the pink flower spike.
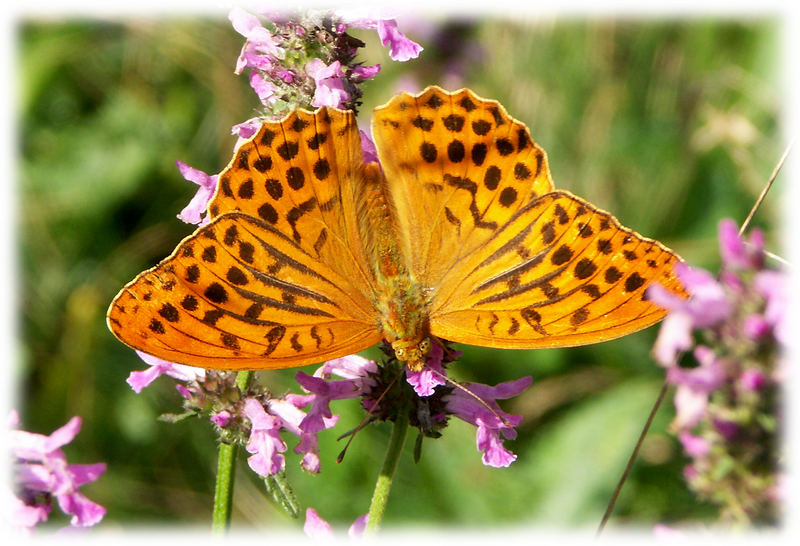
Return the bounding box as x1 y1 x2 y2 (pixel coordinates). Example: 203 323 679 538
304 508 334 538
175 161 218 226
243 398 286 477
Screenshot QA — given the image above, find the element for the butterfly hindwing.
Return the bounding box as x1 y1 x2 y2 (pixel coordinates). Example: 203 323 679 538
107 213 382 369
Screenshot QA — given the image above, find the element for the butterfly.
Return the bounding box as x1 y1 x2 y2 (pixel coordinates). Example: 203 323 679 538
107 86 686 372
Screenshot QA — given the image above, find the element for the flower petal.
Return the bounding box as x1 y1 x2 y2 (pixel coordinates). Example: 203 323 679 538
304 508 334 538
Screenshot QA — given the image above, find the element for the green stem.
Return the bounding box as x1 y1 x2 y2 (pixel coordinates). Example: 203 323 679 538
365 406 409 535
211 370 253 534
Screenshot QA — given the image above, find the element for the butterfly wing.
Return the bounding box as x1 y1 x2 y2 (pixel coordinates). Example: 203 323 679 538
371 86 555 286
107 108 382 369
428 191 686 348
208 107 376 295
108 213 382 369
372 85 685 349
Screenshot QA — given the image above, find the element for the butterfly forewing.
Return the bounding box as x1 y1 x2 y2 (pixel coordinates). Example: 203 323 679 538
209 107 377 303
428 191 686 349
107 213 382 369
372 86 556 287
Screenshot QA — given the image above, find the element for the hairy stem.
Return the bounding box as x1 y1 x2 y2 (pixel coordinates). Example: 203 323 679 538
365 407 409 534
211 370 253 534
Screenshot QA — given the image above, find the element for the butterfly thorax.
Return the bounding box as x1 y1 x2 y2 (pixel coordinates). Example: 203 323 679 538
361 162 432 371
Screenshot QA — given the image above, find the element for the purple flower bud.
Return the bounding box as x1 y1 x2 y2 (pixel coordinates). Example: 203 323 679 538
210 410 232 428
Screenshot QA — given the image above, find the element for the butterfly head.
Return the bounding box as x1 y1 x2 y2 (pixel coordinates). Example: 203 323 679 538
391 337 432 372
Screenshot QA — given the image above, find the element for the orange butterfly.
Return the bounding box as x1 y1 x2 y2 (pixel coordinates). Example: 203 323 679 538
107 86 685 372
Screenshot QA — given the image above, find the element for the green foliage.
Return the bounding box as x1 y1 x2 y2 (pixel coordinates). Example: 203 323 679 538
18 15 781 530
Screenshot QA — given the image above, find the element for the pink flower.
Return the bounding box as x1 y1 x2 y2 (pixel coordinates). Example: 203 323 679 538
231 118 263 149
739 368 766 392
667 346 726 430
718 218 764 270
360 130 379 163
341 13 423 61
444 376 532 467
405 343 448 397
267 397 338 473
648 263 732 365
653 523 686 539
210 410 232 428
295 371 366 433
352 63 381 81
175 161 218 226
243 398 287 477
679 430 710 457
10 412 106 530
753 270 788 345
305 59 350 108
249 72 278 106
229 7 283 74
303 508 368 538
126 350 205 393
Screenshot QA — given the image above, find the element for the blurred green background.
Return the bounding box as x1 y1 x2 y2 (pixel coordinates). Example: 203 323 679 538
18 13 782 532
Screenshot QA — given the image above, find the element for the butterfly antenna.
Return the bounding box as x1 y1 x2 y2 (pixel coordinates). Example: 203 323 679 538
336 373 400 463
429 369 514 429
